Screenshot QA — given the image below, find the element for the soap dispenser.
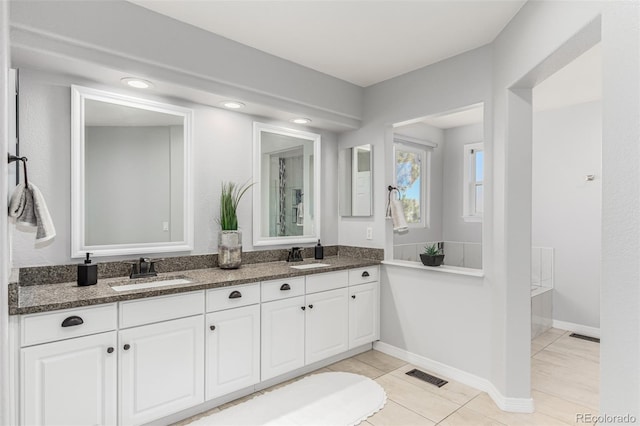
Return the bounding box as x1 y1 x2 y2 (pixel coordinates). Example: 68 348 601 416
315 239 324 260
78 253 98 287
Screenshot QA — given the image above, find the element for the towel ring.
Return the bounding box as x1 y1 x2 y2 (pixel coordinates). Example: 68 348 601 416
8 154 29 188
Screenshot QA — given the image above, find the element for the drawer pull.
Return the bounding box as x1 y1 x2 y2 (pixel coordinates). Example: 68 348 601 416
61 316 84 327
210 325 216 331
123 344 130 351
229 290 242 299
301 306 306 311
107 347 114 354
308 304 314 309
362 271 370 278
352 295 356 299
280 283 291 291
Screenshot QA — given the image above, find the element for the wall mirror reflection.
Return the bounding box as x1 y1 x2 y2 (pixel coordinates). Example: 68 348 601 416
253 122 321 246
339 144 373 217
392 103 484 270
71 85 193 257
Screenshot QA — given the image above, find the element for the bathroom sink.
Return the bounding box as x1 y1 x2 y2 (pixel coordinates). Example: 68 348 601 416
290 263 331 270
111 278 193 292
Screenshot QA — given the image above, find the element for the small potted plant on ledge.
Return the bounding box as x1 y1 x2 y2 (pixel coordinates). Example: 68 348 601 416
217 180 253 269
420 243 445 267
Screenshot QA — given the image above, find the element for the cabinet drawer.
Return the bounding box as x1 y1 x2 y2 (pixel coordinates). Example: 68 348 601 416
261 277 305 302
207 283 260 312
119 291 204 329
21 303 117 347
349 266 379 285
305 271 348 294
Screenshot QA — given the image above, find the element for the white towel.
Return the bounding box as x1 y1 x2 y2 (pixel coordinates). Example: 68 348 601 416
296 202 304 226
8 183 56 243
386 189 409 232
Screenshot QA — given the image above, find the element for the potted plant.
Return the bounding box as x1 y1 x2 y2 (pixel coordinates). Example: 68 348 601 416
420 243 445 267
217 180 253 269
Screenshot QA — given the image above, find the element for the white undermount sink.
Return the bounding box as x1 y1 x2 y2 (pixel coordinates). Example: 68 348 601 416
290 263 331 270
111 278 193 292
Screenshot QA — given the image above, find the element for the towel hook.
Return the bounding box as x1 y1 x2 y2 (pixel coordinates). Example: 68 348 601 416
8 154 29 188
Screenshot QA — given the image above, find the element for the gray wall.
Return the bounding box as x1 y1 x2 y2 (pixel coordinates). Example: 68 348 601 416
11 68 339 266
442 123 483 244
532 101 601 329
85 125 178 245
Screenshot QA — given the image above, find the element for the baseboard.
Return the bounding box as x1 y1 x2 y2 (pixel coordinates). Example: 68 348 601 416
552 320 600 339
373 341 534 413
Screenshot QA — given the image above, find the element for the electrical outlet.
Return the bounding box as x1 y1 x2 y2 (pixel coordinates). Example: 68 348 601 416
366 227 373 240
162 221 169 232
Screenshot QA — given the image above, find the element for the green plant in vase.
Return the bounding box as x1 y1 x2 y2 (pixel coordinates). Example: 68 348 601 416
420 243 445 267
217 180 253 269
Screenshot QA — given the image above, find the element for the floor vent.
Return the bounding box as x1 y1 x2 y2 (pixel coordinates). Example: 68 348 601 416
569 333 600 343
405 369 448 388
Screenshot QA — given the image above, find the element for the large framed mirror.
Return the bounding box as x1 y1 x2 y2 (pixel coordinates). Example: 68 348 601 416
339 144 373 216
253 122 321 246
71 85 193 257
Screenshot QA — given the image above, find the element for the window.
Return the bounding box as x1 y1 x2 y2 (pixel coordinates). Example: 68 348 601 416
394 143 429 227
463 142 484 222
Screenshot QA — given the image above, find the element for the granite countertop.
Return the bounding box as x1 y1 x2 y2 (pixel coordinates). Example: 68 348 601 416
10 256 380 315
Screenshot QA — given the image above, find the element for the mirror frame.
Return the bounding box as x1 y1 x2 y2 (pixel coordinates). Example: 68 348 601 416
71 85 194 257
252 122 321 246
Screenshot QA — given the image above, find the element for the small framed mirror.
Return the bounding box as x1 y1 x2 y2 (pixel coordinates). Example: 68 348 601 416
339 144 373 216
71 85 193 257
253 122 321 246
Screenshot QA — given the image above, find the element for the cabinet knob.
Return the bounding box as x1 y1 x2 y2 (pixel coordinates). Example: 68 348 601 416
123 344 130 351
308 304 314 309
229 290 242 299
352 295 356 299
107 347 114 354
301 306 306 311
61 315 84 327
280 283 291 291
362 271 370 277
210 325 216 331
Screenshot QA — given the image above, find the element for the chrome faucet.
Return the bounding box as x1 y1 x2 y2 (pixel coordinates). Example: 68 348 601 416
128 257 160 279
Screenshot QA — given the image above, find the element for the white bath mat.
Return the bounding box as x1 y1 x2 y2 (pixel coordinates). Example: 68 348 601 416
189 372 387 426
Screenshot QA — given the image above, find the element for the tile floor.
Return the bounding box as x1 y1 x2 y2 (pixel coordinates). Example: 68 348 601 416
177 328 599 425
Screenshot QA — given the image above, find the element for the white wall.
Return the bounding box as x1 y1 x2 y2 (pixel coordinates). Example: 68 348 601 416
0 2 11 423
442 123 483 244
85 126 175 245
532 101 601 329
339 45 496 393
11 68 339 267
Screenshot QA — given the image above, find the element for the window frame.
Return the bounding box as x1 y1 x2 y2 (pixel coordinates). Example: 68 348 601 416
463 141 484 222
393 139 433 229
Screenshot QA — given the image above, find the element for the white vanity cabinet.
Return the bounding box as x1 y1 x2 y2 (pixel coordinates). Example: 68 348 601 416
118 293 205 426
205 284 261 400
19 304 118 426
305 287 349 364
348 267 380 349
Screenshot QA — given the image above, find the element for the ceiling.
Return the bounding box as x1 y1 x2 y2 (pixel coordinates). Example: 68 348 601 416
129 0 527 87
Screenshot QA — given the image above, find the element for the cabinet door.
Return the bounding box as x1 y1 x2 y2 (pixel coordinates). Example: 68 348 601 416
206 304 260 400
349 282 379 349
21 331 117 426
119 315 204 426
261 296 305 381
305 287 349 364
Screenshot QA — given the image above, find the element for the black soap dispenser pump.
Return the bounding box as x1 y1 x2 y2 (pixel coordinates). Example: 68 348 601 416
78 253 98 287
315 239 324 260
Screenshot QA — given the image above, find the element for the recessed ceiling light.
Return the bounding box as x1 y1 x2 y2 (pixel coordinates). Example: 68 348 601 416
221 101 245 109
290 118 312 125
121 77 153 89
